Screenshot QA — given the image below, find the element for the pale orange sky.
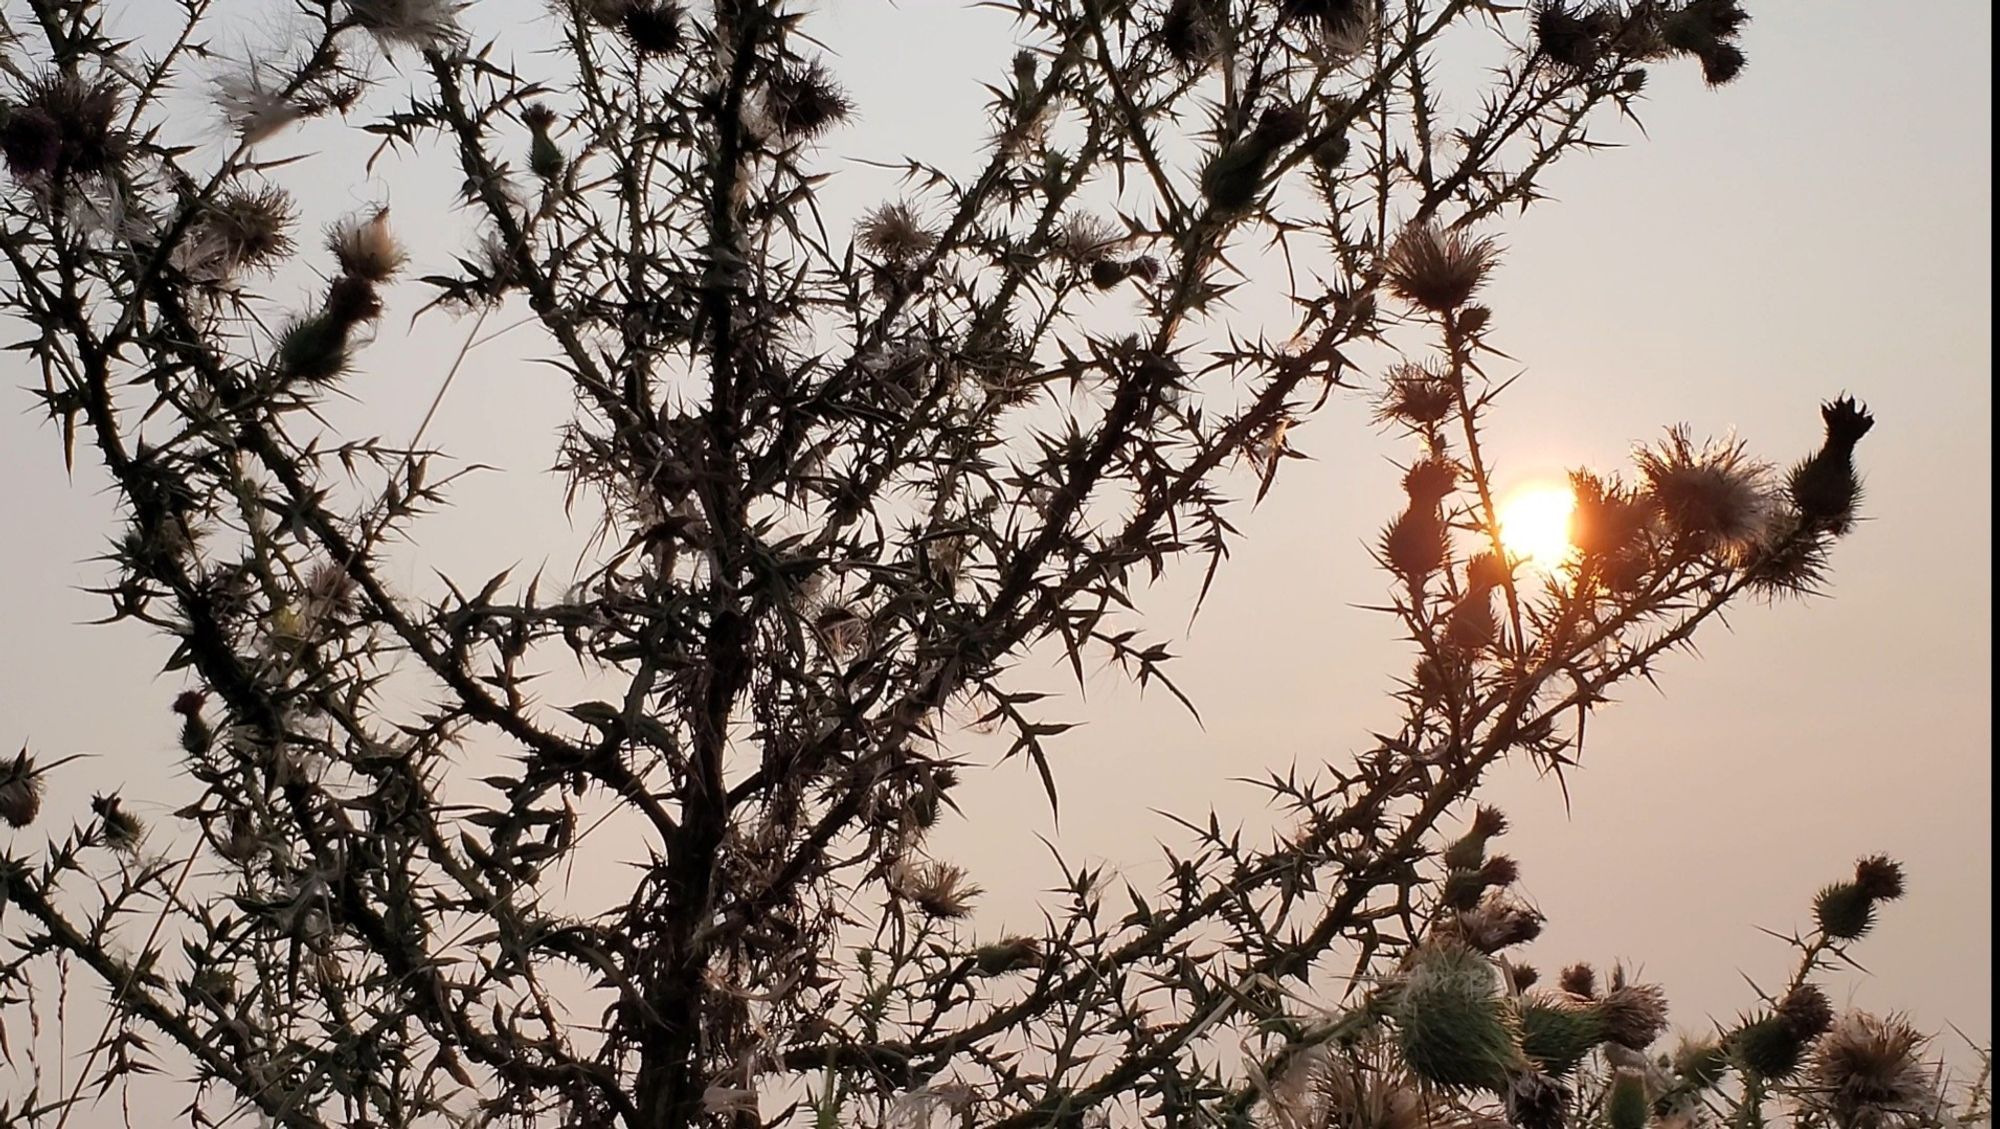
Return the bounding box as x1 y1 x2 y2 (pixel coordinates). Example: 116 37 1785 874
0 1 1989 1115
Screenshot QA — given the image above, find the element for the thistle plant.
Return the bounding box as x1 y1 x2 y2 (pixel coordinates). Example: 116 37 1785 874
0 1 1979 1128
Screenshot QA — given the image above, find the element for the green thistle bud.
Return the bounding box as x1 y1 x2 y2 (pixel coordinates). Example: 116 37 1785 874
526 121 564 182
1722 987 1834 1089
277 312 354 383
1441 866 1487 911
1392 940 1523 1092
1607 1067 1651 1129
91 793 144 853
1519 991 1607 1077
1441 805 1509 872
972 936 1042 976
1671 1035 1730 1091
1813 881 1876 940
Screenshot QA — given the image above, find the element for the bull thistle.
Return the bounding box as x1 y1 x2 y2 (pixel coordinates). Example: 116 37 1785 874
1391 939 1525 1092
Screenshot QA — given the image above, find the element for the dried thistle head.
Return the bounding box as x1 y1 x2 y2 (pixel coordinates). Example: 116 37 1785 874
1444 894 1544 955
1598 980 1669 1049
1808 1012 1936 1129
183 186 297 280
0 747 43 829
1300 1053 1431 1129
1383 222 1501 314
1376 361 1456 431
1634 427 1774 561
2 73 126 183
1054 212 1122 265
763 60 852 142
328 208 407 283
344 0 466 50
889 858 981 920
214 65 302 147
1557 962 1596 999
618 0 684 55
857 201 938 264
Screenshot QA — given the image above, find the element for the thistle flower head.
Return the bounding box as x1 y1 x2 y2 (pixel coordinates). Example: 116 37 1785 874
857 201 937 264
1518 990 1606 1076
1278 0 1377 55
1402 458 1459 509
1381 506 1448 586
1821 395 1876 449
618 1 684 55
1670 1034 1730 1091
1534 3 1617 71
329 208 406 283
1814 880 1879 940
1809 1011 1935 1129
1161 0 1224 70
521 102 559 133
183 186 297 280
763 60 852 141
1442 805 1507 870
890 858 981 919
1054 212 1122 264
1634 427 1775 560
1789 396 1875 533
1777 983 1835 1042
1853 855 1906 902
91 793 144 852
1445 894 1544 955
1599 981 1670 1049
1558 962 1596 999
1383 222 1501 313
1376 361 1456 430
344 0 466 51
1298 1055 1430 1129
1391 939 1524 1091
3 73 126 183
0 748 43 829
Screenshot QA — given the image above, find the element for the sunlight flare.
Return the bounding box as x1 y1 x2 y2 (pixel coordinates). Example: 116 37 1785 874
1498 484 1577 567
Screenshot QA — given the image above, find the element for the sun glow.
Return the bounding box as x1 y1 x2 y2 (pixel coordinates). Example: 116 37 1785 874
1498 484 1577 567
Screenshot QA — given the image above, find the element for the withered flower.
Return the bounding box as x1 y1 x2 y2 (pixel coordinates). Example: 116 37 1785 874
1383 222 1502 313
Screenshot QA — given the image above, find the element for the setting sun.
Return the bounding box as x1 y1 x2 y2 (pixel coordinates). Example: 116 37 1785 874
1498 484 1577 567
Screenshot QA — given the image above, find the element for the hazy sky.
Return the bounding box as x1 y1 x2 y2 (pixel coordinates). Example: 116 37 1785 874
0 0 1989 1114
